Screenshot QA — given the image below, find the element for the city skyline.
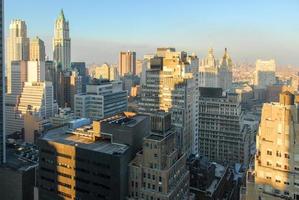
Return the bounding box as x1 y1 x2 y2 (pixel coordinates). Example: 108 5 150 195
6 0 299 66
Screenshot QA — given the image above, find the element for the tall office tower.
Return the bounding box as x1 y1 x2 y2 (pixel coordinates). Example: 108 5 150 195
197 87 250 165
245 91 299 200
139 49 196 156
5 61 27 135
56 70 82 109
30 36 45 61
254 59 276 89
128 112 190 200
17 82 57 119
75 80 127 120
71 62 87 92
38 112 149 200
53 9 71 70
6 19 29 93
0 0 4 163
119 51 136 76
198 48 233 91
45 61 58 99
27 61 45 82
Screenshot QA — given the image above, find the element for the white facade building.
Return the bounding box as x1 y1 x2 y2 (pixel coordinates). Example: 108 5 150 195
17 82 57 119
198 48 233 91
27 61 45 82
6 20 30 94
74 81 128 120
254 59 276 89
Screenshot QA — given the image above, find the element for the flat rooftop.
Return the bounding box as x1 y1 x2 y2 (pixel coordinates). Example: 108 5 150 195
101 113 147 128
42 127 129 155
2 146 38 172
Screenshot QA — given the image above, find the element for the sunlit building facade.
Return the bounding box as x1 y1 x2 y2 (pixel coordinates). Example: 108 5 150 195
245 91 299 199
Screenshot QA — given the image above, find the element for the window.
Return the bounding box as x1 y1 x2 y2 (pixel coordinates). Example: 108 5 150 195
266 150 272 155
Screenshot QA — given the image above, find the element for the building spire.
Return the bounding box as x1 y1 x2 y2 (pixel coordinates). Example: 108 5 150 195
58 9 65 21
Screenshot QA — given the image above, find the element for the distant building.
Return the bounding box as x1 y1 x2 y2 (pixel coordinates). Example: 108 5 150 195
38 112 149 200
254 59 276 89
71 62 87 93
245 91 299 199
197 87 250 165
198 48 232 91
30 36 45 61
89 63 118 81
45 60 58 100
56 70 82 109
53 10 71 70
136 59 143 77
119 51 136 76
128 112 190 200
74 80 127 120
6 19 29 94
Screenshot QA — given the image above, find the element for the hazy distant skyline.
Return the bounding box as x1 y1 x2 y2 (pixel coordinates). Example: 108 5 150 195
6 0 299 66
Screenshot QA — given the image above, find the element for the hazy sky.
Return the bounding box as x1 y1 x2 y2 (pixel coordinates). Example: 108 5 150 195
6 0 299 66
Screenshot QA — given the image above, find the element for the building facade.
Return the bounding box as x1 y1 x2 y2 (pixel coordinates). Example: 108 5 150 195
254 59 276 89
6 19 29 94
30 36 45 61
5 61 27 135
197 88 250 165
74 80 127 120
245 91 299 200
128 112 190 200
53 10 71 70
139 48 196 156
119 51 136 76
198 48 232 91
38 112 149 200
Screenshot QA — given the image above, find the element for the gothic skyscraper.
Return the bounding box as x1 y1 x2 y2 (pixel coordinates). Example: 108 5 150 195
53 9 71 70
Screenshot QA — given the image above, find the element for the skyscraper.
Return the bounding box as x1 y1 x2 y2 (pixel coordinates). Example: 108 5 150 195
245 91 299 199
53 9 71 70
139 48 196 156
0 0 4 164
30 36 45 61
6 19 29 93
119 51 136 76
